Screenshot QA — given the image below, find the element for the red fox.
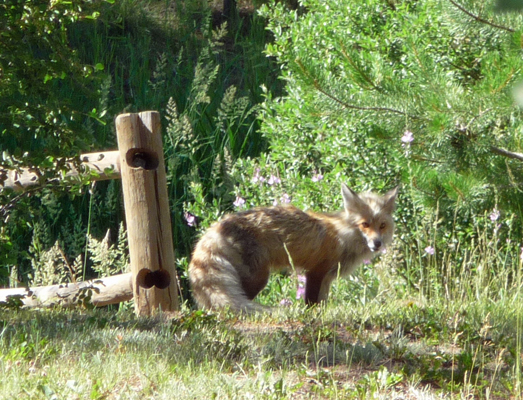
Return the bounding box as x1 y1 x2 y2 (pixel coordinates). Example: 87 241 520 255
188 184 398 313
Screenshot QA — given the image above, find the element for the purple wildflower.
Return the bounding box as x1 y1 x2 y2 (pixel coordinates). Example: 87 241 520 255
363 259 371 265
251 168 265 184
184 212 196 227
401 130 414 144
280 298 292 306
490 209 500 222
233 196 246 208
280 193 291 204
425 246 435 255
311 172 324 182
267 175 281 186
296 275 306 300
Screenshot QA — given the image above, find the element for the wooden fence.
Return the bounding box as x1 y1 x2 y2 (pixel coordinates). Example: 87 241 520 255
0 111 180 316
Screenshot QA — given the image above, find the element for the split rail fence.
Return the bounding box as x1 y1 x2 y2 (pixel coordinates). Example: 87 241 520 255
0 111 180 316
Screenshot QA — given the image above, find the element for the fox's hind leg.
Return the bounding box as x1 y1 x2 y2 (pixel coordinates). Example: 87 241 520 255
304 268 336 305
240 265 271 300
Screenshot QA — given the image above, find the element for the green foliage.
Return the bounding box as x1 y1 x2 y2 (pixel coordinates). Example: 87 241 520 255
2 2 523 398
0 294 25 310
26 223 128 287
0 0 278 284
496 0 523 11
356 367 404 397
0 0 109 166
259 0 523 212
29 240 79 286
87 222 129 277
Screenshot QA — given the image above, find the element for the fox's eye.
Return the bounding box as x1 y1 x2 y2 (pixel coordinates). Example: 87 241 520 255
361 222 370 228
380 222 386 230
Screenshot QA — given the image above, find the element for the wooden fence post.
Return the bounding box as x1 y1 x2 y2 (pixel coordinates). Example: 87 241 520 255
115 111 179 315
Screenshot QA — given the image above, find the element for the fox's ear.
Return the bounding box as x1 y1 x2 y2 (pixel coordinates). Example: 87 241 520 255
341 184 365 214
382 186 399 213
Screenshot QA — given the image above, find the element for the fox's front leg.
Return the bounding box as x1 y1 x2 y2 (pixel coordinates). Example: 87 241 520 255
304 268 336 305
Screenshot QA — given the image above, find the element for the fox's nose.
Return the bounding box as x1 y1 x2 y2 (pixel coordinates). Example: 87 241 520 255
370 240 382 251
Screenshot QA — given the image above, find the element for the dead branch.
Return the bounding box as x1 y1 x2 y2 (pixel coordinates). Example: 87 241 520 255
0 273 133 308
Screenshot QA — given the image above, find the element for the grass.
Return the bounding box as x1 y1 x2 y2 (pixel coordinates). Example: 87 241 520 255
2 252 523 399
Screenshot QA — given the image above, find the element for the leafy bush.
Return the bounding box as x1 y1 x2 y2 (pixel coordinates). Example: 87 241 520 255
260 0 523 206
0 0 109 167
249 0 523 294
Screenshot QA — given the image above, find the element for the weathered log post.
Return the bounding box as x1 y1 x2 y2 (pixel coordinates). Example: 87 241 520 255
115 111 179 315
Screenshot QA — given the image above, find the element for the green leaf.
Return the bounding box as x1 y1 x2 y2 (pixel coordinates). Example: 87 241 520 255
496 0 523 11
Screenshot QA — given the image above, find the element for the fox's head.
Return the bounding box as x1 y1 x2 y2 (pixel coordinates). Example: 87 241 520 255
342 184 398 253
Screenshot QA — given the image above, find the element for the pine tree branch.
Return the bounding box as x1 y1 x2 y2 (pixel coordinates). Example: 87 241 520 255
490 146 523 162
295 58 410 117
448 0 515 33
339 43 382 92
313 80 409 116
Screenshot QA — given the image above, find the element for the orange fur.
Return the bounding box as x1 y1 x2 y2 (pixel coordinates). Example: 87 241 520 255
188 184 398 313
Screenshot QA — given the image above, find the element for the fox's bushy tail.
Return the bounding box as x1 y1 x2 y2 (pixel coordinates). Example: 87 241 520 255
189 255 267 314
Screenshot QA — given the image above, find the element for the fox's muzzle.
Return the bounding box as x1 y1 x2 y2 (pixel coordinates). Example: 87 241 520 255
367 238 382 252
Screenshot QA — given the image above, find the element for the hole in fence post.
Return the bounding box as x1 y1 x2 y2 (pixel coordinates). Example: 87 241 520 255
126 149 159 170
136 269 171 290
